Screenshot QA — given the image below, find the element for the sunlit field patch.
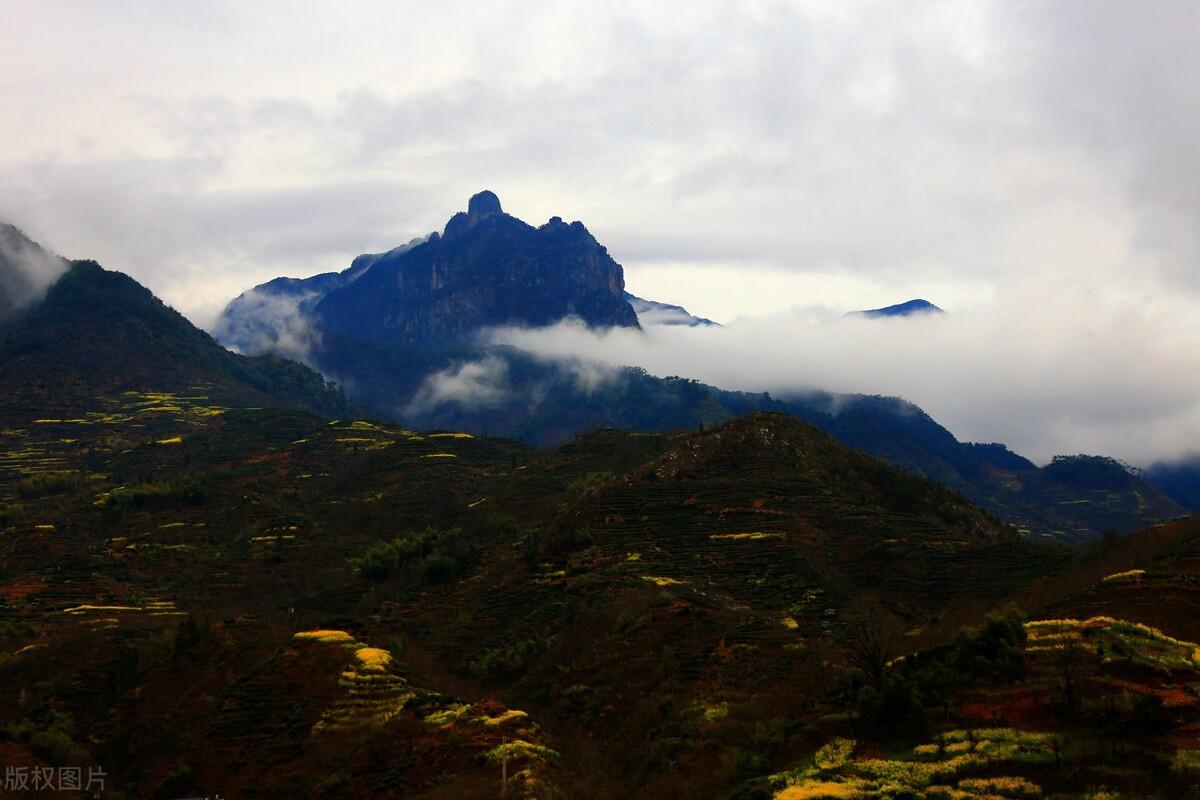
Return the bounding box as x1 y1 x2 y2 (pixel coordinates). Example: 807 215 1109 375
642 575 687 587
710 531 782 541
1174 749 1200 774
771 729 1057 800
423 703 471 726
355 647 393 672
1025 616 1200 668
776 782 866 799
1101 568 1146 584
63 599 184 618
293 631 419 732
479 708 529 727
294 629 356 645
702 702 730 723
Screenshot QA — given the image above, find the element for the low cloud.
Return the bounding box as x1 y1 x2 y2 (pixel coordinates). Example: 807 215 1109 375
488 283 1200 467
211 288 322 366
0 225 67 320
405 355 511 415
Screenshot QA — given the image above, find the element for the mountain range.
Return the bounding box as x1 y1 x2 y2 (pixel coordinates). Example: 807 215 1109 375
1 197 1200 798
0 199 1192 540
210 193 1185 539
0 197 1179 542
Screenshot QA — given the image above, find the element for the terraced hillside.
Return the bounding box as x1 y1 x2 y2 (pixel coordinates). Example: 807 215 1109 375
1015 515 1200 644
0 260 354 421
553 414 1064 610
748 611 1200 799
0 388 1192 798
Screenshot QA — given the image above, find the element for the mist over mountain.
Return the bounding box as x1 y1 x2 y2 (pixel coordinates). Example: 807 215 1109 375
212 237 428 363
1146 455 1200 511
0 223 67 322
0 228 354 420
216 190 644 358
623 292 718 327
205 194 1182 540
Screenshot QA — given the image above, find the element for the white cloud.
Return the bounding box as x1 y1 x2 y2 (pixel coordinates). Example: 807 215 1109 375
0 225 67 318
211 288 322 365
488 278 1200 466
405 356 511 415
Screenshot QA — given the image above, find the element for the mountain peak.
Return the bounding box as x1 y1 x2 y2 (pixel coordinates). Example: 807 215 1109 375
467 189 502 221
854 298 944 318
311 192 639 344
443 190 506 240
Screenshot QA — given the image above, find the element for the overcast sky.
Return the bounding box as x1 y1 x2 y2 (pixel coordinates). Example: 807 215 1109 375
3 1 1200 463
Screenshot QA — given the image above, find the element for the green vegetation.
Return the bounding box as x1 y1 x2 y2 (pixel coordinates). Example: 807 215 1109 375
1044 454 1138 489
2 713 86 766
16 470 80 498
770 728 1058 799
349 526 470 584
567 470 614 497
847 607 1027 739
468 628 557 680
95 478 210 510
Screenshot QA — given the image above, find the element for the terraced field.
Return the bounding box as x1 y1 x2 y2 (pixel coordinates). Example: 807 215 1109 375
749 610 1200 799
0 399 1194 797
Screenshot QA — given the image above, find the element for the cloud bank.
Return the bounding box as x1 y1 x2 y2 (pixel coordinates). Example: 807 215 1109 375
489 281 1200 466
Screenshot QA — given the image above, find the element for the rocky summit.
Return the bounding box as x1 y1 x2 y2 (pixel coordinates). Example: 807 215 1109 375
311 190 641 344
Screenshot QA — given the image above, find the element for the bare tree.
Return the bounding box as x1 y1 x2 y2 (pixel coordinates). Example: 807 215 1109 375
1050 634 1087 718
842 600 903 687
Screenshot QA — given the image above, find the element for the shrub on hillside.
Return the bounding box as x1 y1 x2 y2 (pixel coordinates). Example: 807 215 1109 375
17 471 80 498
96 478 210 511
349 527 469 584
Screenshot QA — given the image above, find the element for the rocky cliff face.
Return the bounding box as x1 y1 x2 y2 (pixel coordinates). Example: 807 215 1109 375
312 190 640 344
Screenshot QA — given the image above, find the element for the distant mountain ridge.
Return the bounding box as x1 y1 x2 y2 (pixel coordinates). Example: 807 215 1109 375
622 292 718 327
854 298 944 318
1146 455 1200 511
